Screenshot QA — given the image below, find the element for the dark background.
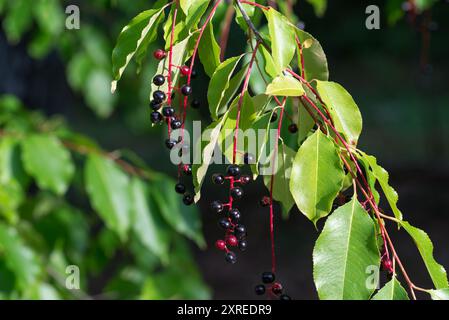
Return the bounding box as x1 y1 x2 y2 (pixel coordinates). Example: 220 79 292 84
1 0 448 299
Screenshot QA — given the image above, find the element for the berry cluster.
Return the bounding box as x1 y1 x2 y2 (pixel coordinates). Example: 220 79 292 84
255 272 291 300
212 159 253 264
149 49 199 206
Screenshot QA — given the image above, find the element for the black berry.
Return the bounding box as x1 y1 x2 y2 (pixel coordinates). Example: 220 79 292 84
181 85 192 96
153 90 166 103
191 99 200 109
238 239 248 251
255 284 266 295
165 139 177 150
153 74 165 86
288 123 298 133
211 200 224 213
225 251 237 264
234 224 246 235
171 119 182 130
270 112 278 123
162 106 175 117
150 100 162 110
262 271 275 284
150 112 163 124
212 173 225 185
219 218 231 230
182 193 194 206
230 187 244 200
228 208 241 222
175 183 186 194
227 165 241 177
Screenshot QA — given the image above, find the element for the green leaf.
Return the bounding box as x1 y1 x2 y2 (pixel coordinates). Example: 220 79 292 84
21 134 74 195
263 8 296 73
208 55 244 120
180 0 209 20
266 75 305 97
428 289 449 300
85 154 131 241
130 178 170 263
313 197 380 299
0 136 28 186
372 278 409 300
111 6 167 92
306 0 327 17
152 178 205 247
295 28 329 81
316 81 362 146
198 21 221 77
0 223 41 291
263 143 296 214
358 152 402 221
85 69 117 118
399 221 448 289
219 93 256 163
193 115 228 202
297 100 315 145
290 130 344 224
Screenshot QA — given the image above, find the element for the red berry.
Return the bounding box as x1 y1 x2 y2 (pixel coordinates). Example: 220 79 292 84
272 283 283 295
153 49 166 60
215 240 226 251
226 235 238 247
260 196 271 207
382 259 393 273
180 66 190 76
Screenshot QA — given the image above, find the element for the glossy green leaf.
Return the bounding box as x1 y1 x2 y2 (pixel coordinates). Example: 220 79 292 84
316 81 362 145
152 178 204 247
111 6 167 92
85 154 131 240
372 278 409 300
297 100 315 145
400 221 448 289
313 197 380 299
263 143 296 214
21 134 74 195
359 152 402 220
428 289 449 300
263 8 296 73
290 130 345 224
130 178 170 263
295 28 329 81
266 75 305 97
198 21 221 77
208 55 244 119
0 223 41 291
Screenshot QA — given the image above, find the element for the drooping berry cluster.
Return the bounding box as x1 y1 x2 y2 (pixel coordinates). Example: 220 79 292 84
254 271 291 300
212 158 253 264
149 49 200 206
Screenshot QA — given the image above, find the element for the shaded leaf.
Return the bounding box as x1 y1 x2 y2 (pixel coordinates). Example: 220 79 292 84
21 134 74 195
198 21 221 77
85 154 131 240
208 55 244 119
